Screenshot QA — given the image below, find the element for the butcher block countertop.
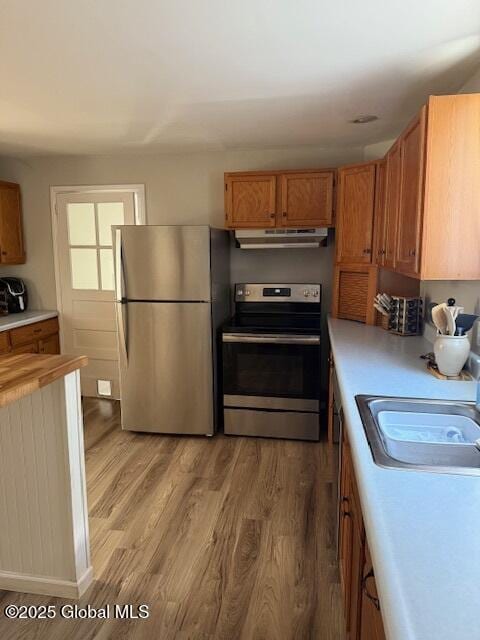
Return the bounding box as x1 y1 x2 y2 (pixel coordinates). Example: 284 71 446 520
0 353 88 408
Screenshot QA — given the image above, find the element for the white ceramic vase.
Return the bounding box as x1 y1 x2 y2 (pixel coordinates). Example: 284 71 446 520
433 334 470 377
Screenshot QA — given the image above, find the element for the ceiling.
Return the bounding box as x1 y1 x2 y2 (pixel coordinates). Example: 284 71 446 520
1 0 479 156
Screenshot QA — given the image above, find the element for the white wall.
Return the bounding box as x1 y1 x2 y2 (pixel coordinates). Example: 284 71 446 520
363 139 395 161
0 145 363 310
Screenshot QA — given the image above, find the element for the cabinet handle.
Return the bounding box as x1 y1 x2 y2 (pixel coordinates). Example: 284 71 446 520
363 248 372 254
33 329 41 334
270 213 275 219
282 212 287 218
1 251 6 256
409 249 416 257
362 569 380 611
378 249 386 255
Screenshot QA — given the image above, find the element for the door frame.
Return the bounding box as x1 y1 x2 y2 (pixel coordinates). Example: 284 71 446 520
50 184 146 351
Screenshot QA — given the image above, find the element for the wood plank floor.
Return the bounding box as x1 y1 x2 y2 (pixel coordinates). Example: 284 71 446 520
0 398 345 639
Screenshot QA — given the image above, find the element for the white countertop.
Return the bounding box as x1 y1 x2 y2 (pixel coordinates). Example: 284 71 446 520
0 310 58 332
328 317 480 640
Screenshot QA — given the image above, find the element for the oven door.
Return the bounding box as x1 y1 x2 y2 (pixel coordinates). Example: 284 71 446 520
222 333 320 411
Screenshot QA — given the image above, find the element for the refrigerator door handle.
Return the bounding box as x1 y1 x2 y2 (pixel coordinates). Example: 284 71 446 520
117 301 129 363
115 228 125 302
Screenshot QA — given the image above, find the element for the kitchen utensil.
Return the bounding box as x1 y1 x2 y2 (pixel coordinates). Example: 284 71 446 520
455 314 478 334
444 306 457 336
374 302 389 317
432 303 448 335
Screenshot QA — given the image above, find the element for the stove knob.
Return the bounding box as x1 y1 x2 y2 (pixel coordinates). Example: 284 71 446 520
237 289 244 297
313 289 319 297
303 289 310 297
245 289 251 296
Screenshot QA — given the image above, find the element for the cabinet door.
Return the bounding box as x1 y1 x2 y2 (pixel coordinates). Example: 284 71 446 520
280 171 334 227
336 163 376 264
349 515 365 640
10 341 38 355
38 333 60 354
384 142 401 269
372 160 387 266
0 331 10 354
225 175 276 228
332 264 378 325
396 108 426 276
0 182 25 264
360 544 386 640
339 448 353 631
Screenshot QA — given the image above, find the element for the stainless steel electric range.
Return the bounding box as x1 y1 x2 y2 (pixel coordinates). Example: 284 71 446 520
221 283 321 441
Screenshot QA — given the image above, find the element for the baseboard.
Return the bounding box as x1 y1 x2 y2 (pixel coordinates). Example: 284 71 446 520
0 566 94 599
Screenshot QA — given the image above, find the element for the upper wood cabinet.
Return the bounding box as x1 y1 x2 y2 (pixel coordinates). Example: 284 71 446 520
419 94 480 279
383 141 401 270
395 107 426 276
372 159 387 266
225 174 277 228
224 169 335 229
335 162 376 264
0 181 25 264
280 171 334 227
381 94 480 280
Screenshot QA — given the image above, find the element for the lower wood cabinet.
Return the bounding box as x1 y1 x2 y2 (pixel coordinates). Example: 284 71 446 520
0 318 60 356
339 431 386 640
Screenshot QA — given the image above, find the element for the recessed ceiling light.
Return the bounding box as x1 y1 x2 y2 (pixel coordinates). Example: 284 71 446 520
350 115 379 124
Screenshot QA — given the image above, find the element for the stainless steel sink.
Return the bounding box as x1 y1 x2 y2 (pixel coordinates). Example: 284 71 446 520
356 396 480 476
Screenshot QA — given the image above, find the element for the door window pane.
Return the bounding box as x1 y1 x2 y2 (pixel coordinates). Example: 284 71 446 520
67 203 96 245
99 248 115 290
70 248 99 289
97 202 125 245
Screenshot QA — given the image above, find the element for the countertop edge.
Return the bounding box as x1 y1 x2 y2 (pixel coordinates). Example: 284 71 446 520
0 311 59 333
0 354 88 408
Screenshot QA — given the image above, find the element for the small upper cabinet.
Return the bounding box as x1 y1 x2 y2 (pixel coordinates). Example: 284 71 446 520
395 108 426 277
372 159 387 266
224 169 335 229
0 181 25 264
280 171 334 227
383 140 401 270
225 174 277 228
335 162 376 264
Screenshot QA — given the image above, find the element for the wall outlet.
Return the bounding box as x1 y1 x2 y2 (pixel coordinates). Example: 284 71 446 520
97 380 112 397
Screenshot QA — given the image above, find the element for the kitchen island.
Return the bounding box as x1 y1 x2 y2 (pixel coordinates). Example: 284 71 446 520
0 353 92 598
328 317 479 640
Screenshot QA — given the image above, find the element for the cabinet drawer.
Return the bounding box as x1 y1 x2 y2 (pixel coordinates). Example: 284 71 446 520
10 318 59 347
0 331 10 354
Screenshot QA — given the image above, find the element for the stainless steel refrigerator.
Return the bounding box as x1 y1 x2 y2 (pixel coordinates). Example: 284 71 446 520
114 225 230 435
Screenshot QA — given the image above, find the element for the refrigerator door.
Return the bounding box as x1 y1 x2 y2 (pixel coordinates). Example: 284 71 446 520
116 301 214 434
115 225 211 302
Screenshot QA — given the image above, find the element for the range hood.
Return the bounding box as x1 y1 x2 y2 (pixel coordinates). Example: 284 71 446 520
235 228 328 249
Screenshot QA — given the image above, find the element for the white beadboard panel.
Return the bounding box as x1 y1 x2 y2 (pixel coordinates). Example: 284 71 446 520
64 371 91 580
0 373 92 597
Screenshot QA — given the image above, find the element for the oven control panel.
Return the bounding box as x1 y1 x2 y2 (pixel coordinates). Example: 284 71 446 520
235 283 321 303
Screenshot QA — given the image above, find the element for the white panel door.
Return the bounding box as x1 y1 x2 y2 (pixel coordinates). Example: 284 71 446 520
56 191 135 398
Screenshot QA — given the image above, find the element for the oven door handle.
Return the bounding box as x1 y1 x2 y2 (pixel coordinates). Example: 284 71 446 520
222 334 320 345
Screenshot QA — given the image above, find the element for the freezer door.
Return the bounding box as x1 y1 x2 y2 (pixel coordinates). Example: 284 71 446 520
116 301 214 434
115 225 212 302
